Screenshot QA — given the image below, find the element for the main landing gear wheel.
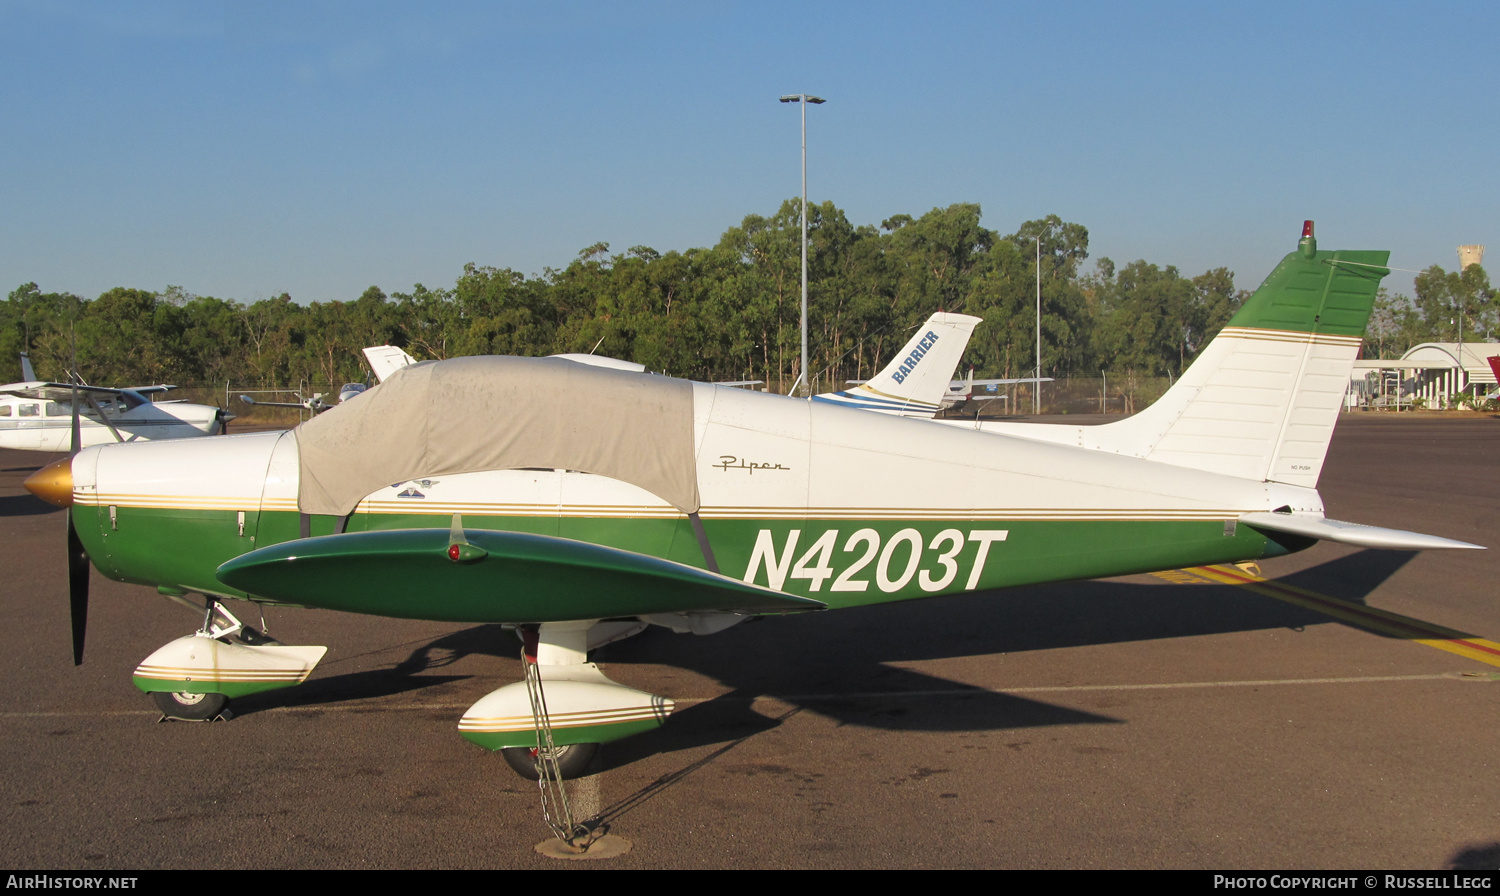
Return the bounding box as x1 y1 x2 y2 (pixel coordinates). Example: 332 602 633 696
151 690 228 721
501 743 600 780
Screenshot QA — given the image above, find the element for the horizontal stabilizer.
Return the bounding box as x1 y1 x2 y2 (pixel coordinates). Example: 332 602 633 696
216 528 825 623
1240 512 1484 551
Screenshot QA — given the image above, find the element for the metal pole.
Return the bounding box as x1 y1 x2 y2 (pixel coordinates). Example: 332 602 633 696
780 94 823 398
1035 237 1041 415
800 99 808 398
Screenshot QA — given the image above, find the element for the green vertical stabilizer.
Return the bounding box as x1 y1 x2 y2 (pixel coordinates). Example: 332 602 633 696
1226 230 1389 337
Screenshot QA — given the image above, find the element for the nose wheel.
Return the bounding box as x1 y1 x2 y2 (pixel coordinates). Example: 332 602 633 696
134 596 327 720
501 742 599 781
151 690 229 721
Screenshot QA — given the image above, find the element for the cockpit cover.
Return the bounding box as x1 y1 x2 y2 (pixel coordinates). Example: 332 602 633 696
293 355 700 516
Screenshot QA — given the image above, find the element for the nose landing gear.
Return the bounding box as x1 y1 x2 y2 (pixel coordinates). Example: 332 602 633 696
133 596 326 721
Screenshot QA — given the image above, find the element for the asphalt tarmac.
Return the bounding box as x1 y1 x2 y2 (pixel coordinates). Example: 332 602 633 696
0 413 1495 869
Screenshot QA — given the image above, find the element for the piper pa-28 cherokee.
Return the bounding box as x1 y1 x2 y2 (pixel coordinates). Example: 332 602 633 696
24 223 1483 801
0 354 229 451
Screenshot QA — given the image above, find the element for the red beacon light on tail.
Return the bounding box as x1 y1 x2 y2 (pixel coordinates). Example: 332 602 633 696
1299 219 1317 257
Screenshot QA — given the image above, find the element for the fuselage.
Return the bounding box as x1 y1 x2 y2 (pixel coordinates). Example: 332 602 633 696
0 395 222 451
64 379 1321 622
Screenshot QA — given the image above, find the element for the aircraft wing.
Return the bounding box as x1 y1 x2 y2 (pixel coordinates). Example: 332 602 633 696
216 528 826 623
0 382 158 404
1239 512 1483 551
240 395 329 412
844 377 1055 388
550 353 647 373
967 377 1055 387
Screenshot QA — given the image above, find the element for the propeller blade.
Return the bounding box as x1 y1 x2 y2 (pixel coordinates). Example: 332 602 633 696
69 381 81 456
62 308 89 664
66 508 88 665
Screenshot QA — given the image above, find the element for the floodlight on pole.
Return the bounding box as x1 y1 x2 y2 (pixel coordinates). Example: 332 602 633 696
780 93 825 397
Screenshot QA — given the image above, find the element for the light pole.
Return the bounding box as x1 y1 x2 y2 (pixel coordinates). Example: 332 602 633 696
780 93 825 397
1035 237 1041 415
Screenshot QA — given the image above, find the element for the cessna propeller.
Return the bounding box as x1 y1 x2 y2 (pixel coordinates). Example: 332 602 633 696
67 370 87 664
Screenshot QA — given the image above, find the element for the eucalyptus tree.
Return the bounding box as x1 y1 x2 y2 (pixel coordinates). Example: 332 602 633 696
1189 268 1246 352
454 262 553 358
2 283 77 380
884 203 995 323
240 294 299 387
391 283 458 361
74 288 173 384
1415 263 1494 345
714 204 804 388
176 293 249 387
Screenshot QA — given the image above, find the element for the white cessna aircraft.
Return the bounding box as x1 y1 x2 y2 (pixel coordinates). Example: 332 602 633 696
0 354 229 452
22 223 1484 847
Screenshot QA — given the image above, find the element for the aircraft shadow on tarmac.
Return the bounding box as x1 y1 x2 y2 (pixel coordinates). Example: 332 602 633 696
1273 549 1416 608
229 546 1424 771
229 628 496 714
0 492 64 518
1449 842 1500 871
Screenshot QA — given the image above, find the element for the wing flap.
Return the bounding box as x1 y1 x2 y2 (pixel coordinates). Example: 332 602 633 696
1240 512 1483 551
216 528 824 623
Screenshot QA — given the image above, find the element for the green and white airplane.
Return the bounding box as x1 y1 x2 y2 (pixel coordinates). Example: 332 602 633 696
25 222 1482 782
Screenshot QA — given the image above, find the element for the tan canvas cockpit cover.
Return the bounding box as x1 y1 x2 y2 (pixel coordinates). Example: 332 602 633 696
293 355 700 516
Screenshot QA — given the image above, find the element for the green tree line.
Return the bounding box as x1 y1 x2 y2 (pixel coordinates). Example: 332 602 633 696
3 201 1492 392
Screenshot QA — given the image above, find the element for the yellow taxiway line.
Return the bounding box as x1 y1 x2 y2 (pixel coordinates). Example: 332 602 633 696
1148 564 1500 669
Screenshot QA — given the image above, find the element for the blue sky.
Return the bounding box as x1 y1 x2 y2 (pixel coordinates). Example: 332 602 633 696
1 0 1494 304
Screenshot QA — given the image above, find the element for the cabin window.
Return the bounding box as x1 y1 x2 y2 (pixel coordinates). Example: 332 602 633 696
0 405 11 416
45 402 68 416
18 404 38 417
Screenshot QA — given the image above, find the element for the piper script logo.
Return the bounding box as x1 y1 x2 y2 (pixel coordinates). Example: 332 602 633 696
890 331 940 385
